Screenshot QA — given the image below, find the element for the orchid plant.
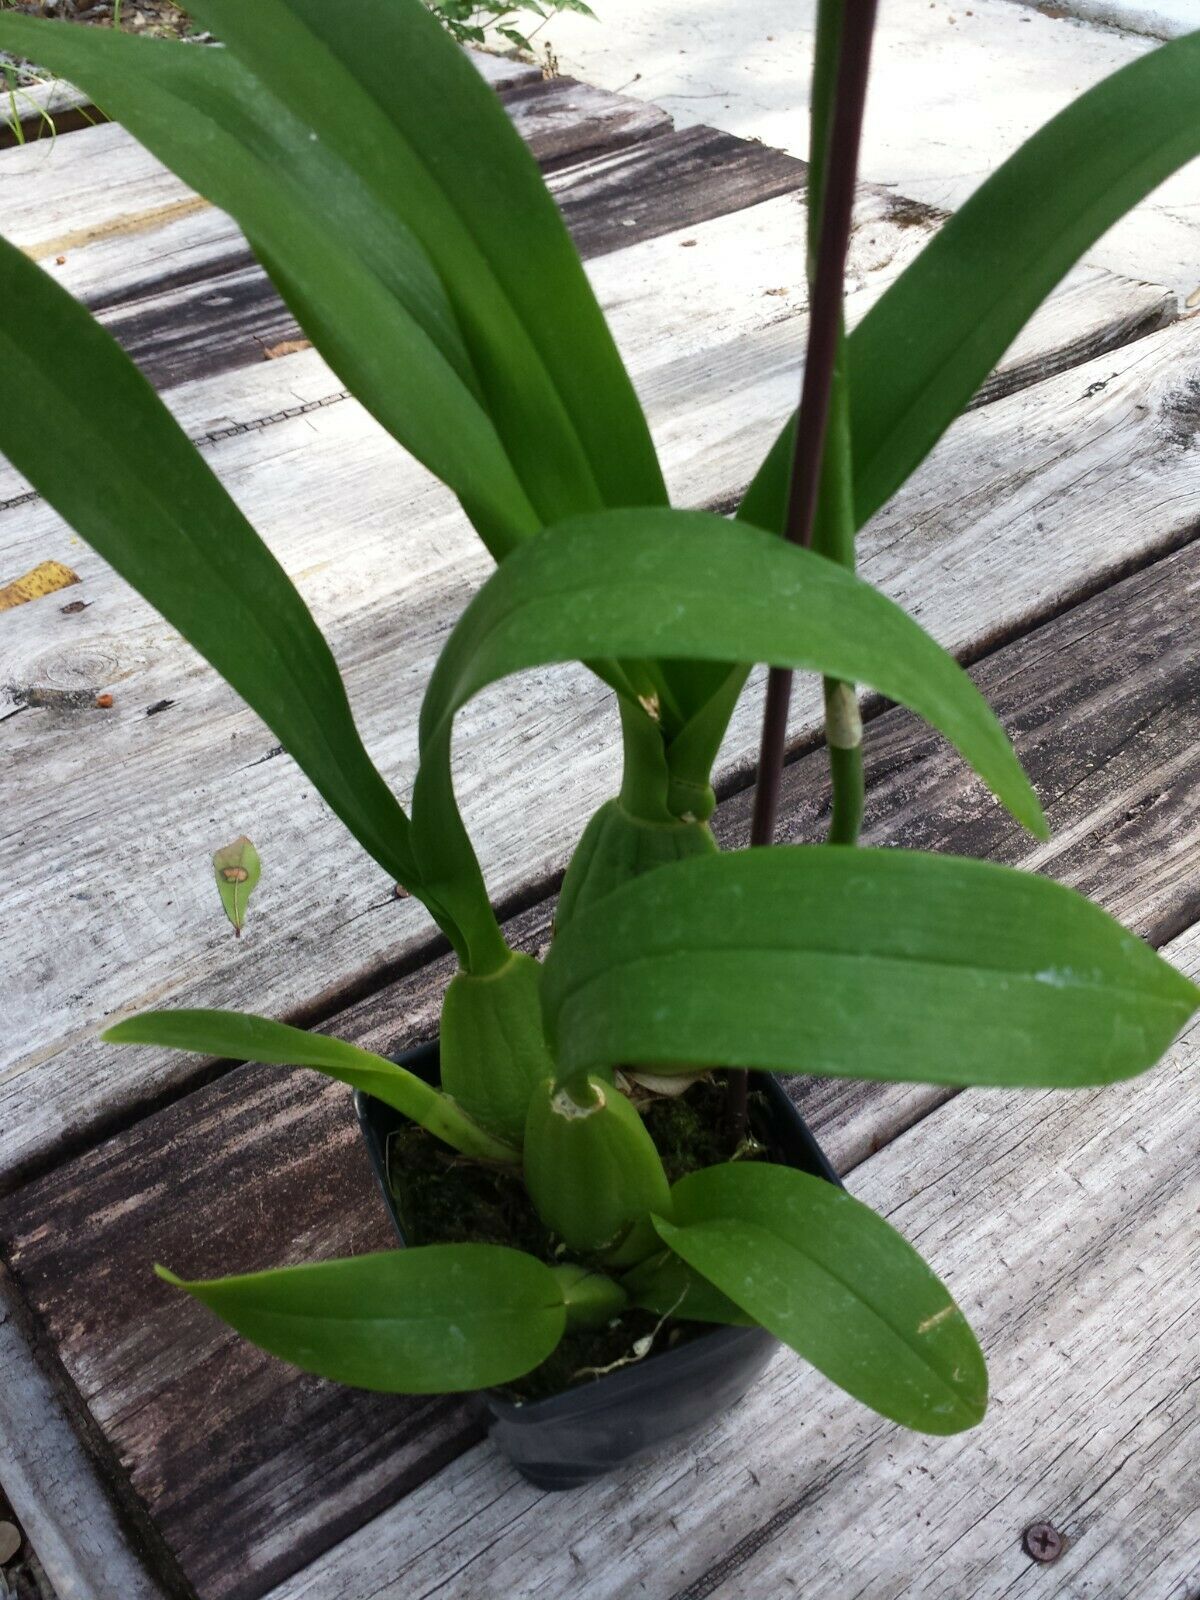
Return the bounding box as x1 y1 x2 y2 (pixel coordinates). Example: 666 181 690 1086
1 0 1197 1432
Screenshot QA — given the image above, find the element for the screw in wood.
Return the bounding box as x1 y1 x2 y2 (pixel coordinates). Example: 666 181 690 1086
1022 1522 1066 1563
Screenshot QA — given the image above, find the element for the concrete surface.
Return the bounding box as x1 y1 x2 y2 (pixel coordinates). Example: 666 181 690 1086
543 0 1200 302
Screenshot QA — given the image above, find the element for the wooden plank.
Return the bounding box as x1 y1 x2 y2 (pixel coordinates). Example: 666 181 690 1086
3 535 1197 1600
0 261 1184 1188
0 1267 170 1600
503 73 671 171
545 122 806 257
0 49 541 152
466 51 543 92
0 75 97 151
260 920 1200 1600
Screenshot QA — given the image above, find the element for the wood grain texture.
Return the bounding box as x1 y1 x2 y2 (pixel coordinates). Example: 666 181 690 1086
0 1266 169 1600
4 535 1198 1600
0 268 1184 1188
546 122 807 257
263 921 1200 1600
0 75 668 390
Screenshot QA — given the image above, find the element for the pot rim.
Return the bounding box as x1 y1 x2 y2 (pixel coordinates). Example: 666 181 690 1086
354 1039 842 1419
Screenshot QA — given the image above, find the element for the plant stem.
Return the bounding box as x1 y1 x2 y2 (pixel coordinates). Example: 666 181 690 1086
730 0 878 1135
552 1264 630 1329
750 1 878 846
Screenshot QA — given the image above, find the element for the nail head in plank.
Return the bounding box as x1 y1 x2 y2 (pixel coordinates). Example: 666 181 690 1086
4 535 1199 1600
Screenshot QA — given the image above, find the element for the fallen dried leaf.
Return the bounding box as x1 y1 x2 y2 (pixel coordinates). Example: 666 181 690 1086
213 835 261 936
263 338 313 360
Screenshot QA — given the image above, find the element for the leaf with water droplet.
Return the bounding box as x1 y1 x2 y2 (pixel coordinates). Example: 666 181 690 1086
212 836 260 937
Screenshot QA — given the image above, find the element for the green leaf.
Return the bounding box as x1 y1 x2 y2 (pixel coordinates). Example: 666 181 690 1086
621 1247 755 1326
541 846 1199 1090
0 233 419 891
188 0 666 526
104 1010 519 1164
0 11 540 558
409 507 1045 947
159 1245 565 1392
654 1163 988 1434
212 836 261 938
740 30 1200 535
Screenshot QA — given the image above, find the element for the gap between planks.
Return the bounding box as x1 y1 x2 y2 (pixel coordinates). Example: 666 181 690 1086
2 533 1198 1600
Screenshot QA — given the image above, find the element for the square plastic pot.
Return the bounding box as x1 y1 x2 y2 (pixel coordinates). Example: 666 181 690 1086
355 1041 842 1490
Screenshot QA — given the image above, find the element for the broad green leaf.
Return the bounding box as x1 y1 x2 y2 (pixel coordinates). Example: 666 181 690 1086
0 12 540 556
104 1010 519 1164
409 508 1044 950
655 1163 987 1434
212 836 261 938
541 847 1199 1089
0 234 419 890
740 30 1200 536
159 1245 564 1392
188 0 665 524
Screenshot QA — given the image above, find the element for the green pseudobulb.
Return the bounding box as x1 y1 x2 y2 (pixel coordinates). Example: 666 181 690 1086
439 951 555 1146
523 1074 672 1256
556 796 718 932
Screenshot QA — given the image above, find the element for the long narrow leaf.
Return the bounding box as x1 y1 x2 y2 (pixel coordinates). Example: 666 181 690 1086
0 234 418 888
189 0 667 525
655 1163 987 1435
160 1246 565 1392
0 13 540 556
739 30 1200 535
104 1010 519 1163
409 508 1045 951
541 847 1198 1089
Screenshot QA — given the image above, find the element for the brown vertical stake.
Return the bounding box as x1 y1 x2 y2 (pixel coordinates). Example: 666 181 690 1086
729 2 881 1137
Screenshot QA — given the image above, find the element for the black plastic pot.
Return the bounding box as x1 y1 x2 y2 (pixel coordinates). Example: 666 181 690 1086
355 1042 841 1490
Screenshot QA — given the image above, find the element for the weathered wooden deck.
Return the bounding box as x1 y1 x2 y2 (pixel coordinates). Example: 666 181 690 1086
0 45 1197 1600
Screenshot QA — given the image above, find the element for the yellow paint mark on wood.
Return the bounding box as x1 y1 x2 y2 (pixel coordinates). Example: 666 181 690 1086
0 560 80 612
24 194 213 263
